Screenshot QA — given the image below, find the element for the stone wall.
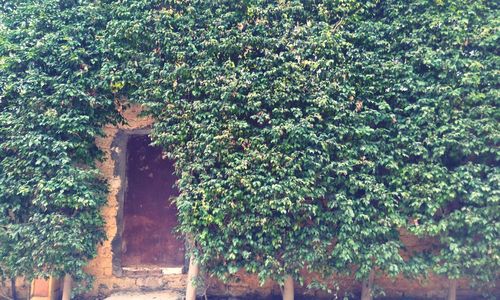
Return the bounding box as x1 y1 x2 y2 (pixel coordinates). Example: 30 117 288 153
82 105 490 299
0 105 492 300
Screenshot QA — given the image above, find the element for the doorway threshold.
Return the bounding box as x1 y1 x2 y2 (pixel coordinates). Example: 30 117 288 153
122 266 183 277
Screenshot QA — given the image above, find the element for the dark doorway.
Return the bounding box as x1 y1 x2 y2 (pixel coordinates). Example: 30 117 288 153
121 135 184 267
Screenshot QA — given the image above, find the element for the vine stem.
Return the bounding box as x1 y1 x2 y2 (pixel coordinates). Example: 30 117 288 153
361 270 375 300
185 254 200 300
282 275 294 300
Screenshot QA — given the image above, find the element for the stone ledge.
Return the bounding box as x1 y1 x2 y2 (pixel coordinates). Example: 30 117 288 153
122 266 183 278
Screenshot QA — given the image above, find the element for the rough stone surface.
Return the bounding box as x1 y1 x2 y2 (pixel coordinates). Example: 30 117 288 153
1 105 496 300
103 290 183 300
80 105 494 300
136 277 165 289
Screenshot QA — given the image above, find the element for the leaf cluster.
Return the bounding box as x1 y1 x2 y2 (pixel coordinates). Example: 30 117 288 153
0 0 498 295
0 0 121 284
100 0 499 289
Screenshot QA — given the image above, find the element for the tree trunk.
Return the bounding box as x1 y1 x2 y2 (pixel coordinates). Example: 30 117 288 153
62 274 72 300
361 270 375 300
447 279 457 300
26 281 30 300
185 254 200 300
11 278 17 300
282 275 294 300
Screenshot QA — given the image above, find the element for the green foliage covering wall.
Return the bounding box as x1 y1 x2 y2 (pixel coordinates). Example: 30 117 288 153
0 0 498 295
349 0 499 285
100 0 499 289
100 0 406 285
0 0 121 283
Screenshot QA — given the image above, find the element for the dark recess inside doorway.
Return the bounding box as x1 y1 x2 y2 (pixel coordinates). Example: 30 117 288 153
121 134 184 268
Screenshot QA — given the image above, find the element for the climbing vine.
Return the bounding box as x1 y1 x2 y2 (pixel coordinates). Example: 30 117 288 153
0 0 121 285
1 0 498 297
346 0 499 287
100 0 499 292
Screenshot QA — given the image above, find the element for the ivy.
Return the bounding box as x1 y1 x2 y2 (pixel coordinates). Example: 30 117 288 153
100 0 499 291
347 0 499 286
0 0 121 286
1 0 498 297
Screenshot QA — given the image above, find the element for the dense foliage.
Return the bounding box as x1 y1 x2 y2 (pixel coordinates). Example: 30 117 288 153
0 0 498 296
348 0 499 285
100 0 406 286
100 0 499 290
0 0 121 283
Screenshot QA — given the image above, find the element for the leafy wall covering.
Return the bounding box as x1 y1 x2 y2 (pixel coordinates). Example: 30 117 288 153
1 0 498 295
